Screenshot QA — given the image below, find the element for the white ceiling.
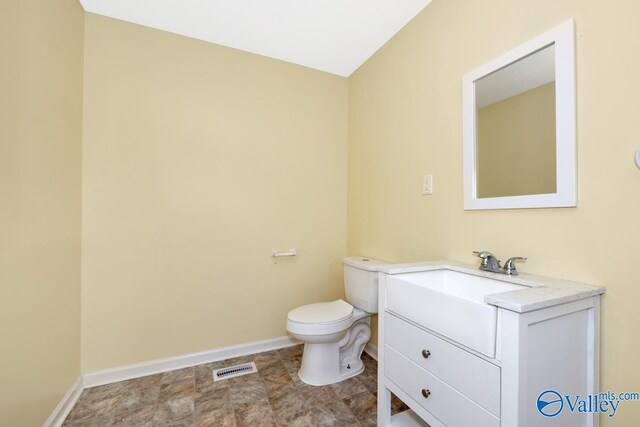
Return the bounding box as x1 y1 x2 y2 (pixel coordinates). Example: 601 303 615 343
79 0 431 77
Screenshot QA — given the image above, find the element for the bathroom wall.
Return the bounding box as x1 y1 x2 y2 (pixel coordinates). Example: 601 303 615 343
0 0 84 425
477 82 556 198
348 0 640 424
81 14 348 371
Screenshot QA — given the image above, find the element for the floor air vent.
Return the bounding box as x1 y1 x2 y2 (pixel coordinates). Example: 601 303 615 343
212 362 258 381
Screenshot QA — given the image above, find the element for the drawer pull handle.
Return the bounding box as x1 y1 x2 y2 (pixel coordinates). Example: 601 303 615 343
421 349 431 359
421 388 431 398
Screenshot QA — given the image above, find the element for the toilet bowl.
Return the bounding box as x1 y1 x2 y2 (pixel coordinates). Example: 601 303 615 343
286 257 387 386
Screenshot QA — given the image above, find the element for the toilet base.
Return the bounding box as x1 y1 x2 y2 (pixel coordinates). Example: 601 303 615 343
296 318 371 386
298 362 365 386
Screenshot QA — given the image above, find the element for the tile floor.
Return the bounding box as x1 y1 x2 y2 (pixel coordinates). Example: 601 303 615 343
63 344 409 426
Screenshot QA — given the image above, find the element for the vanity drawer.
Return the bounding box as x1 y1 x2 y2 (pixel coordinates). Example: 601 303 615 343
385 346 500 427
385 313 500 416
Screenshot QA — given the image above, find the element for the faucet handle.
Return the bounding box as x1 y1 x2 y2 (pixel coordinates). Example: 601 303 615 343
473 251 494 267
503 257 527 275
473 251 495 259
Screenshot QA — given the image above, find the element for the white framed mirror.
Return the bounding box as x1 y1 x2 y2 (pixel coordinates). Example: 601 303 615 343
463 20 576 210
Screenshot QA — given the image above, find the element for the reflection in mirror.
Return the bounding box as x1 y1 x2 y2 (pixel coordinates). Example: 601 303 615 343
475 44 556 199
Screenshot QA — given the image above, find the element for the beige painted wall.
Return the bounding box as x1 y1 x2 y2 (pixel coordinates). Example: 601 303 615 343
349 0 640 424
0 0 84 425
477 82 556 198
81 14 348 371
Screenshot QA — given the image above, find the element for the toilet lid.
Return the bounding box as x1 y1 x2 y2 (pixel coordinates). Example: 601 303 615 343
288 300 353 324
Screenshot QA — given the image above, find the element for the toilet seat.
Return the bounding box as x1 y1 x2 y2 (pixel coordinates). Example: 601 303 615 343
287 300 362 336
288 300 353 324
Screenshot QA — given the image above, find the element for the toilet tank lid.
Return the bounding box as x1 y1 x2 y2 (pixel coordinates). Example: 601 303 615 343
342 256 388 272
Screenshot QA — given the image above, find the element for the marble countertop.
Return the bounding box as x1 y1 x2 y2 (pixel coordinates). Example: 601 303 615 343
378 260 605 313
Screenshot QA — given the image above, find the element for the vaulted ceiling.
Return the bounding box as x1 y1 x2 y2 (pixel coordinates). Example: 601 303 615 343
79 0 431 77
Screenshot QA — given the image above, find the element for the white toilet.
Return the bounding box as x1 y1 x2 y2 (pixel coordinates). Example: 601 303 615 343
286 256 387 386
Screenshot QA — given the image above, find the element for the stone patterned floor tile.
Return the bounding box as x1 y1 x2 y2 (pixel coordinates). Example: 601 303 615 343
153 397 194 423
262 370 296 400
195 373 228 396
252 350 282 370
360 415 378 426
83 382 127 401
308 400 360 427
112 403 155 425
62 415 114 427
227 372 262 387
159 378 195 402
223 355 254 367
194 387 230 416
229 380 267 405
329 377 369 400
268 387 306 421
154 419 193 427
194 361 225 380
66 394 119 422
121 374 163 391
358 373 378 394
299 384 338 407
194 405 235 427
115 386 160 414
161 367 194 384
277 345 303 360
391 393 410 415
233 398 276 426
62 344 412 427
274 410 313 427
343 390 377 421
281 354 303 374
260 361 289 379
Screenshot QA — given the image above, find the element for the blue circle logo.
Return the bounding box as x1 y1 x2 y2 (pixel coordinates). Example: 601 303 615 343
537 390 564 417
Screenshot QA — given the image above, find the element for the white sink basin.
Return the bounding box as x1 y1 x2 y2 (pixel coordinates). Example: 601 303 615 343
386 269 527 358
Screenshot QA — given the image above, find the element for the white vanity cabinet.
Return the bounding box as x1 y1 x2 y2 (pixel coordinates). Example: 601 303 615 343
376 262 604 427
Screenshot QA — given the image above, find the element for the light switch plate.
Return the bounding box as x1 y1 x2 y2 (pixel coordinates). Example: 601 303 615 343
423 174 433 195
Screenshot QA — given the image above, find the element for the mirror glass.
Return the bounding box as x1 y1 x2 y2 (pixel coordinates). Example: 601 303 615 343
463 20 575 210
475 44 556 199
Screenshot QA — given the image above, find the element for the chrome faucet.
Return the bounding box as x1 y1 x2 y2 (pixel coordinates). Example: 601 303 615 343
473 251 527 275
473 251 502 273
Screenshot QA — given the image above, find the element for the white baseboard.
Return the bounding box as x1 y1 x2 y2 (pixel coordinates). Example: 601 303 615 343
43 376 83 427
364 342 378 361
82 335 300 388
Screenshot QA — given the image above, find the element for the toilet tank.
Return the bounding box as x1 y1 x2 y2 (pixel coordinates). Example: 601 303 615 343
343 256 388 313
